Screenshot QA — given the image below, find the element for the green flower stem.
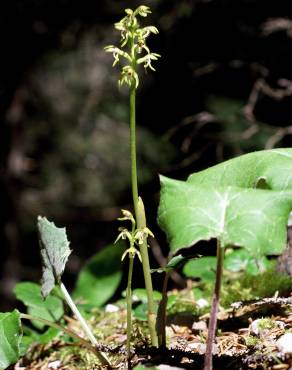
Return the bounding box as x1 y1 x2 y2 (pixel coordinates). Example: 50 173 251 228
59 282 110 365
136 198 158 347
129 80 158 347
130 84 139 211
20 313 110 365
204 241 225 370
126 255 134 358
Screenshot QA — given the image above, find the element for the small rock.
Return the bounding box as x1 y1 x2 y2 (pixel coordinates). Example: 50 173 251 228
188 342 218 355
192 320 207 334
249 319 263 336
276 333 292 354
48 360 61 369
15 364 26 370
249 318 284 336
105 304 119 313
196 298 209 309
157 365 186 370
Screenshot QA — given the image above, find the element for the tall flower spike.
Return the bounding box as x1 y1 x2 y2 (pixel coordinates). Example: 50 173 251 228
104 5 160 89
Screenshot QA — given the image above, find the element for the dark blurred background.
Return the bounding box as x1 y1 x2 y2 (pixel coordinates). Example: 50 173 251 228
1 0 292 311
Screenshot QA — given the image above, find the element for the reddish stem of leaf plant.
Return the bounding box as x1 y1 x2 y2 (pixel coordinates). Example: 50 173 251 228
204 241 225 370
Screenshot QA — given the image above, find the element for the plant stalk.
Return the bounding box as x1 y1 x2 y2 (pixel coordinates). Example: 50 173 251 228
130 84 139 210
59 282 110 365
20 313 110 364
136 198 158 347
129 84 158 347
203 241 225 370
157 271 170 347
126 255 134 358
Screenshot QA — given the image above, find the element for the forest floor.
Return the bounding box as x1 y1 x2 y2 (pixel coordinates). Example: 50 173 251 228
13 284 292 370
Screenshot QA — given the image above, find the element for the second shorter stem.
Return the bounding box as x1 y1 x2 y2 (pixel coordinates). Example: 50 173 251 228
136 198 158 347
126 256 134 358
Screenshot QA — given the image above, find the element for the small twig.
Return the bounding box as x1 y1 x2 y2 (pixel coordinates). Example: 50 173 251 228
149 238 185 287
261 17 292 37
265 125 292 149
164 112 215 141
244 78 292 121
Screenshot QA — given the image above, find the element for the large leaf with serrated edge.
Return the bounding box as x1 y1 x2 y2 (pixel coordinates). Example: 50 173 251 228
158 176 292 256
187 148 292 190
38 216 71 298
0 310 22 370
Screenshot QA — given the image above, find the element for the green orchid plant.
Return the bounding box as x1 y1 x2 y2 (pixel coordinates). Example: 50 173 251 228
105 5 160 349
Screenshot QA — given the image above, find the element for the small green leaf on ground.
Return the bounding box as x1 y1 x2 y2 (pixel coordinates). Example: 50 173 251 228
133 302 159 322
151 254 200 273
0 310 22 370
132 289 162 303
183 256 216 280
73 242 125 307
14 282 63 329
224 249 273 275
37 216 71 298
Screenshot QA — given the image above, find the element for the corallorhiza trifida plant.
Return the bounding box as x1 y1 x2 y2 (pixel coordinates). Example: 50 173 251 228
105 5 160 352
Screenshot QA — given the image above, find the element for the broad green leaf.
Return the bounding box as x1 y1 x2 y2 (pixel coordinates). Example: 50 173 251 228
158 176 292 256
0 310 22 370
14 282 63 329
187 148 292 191
73 242 124 307
37 216 71 298
183 251 272 280
183 256 216 280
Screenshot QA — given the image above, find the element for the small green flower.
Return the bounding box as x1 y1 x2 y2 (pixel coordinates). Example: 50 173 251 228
137 52 161 71
118 209 136 226
119 66 139 88
104 45 131 66
115 209 154 262
114 227 132 244
134 5 151 17
121 246 142 262
134 227 154 245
